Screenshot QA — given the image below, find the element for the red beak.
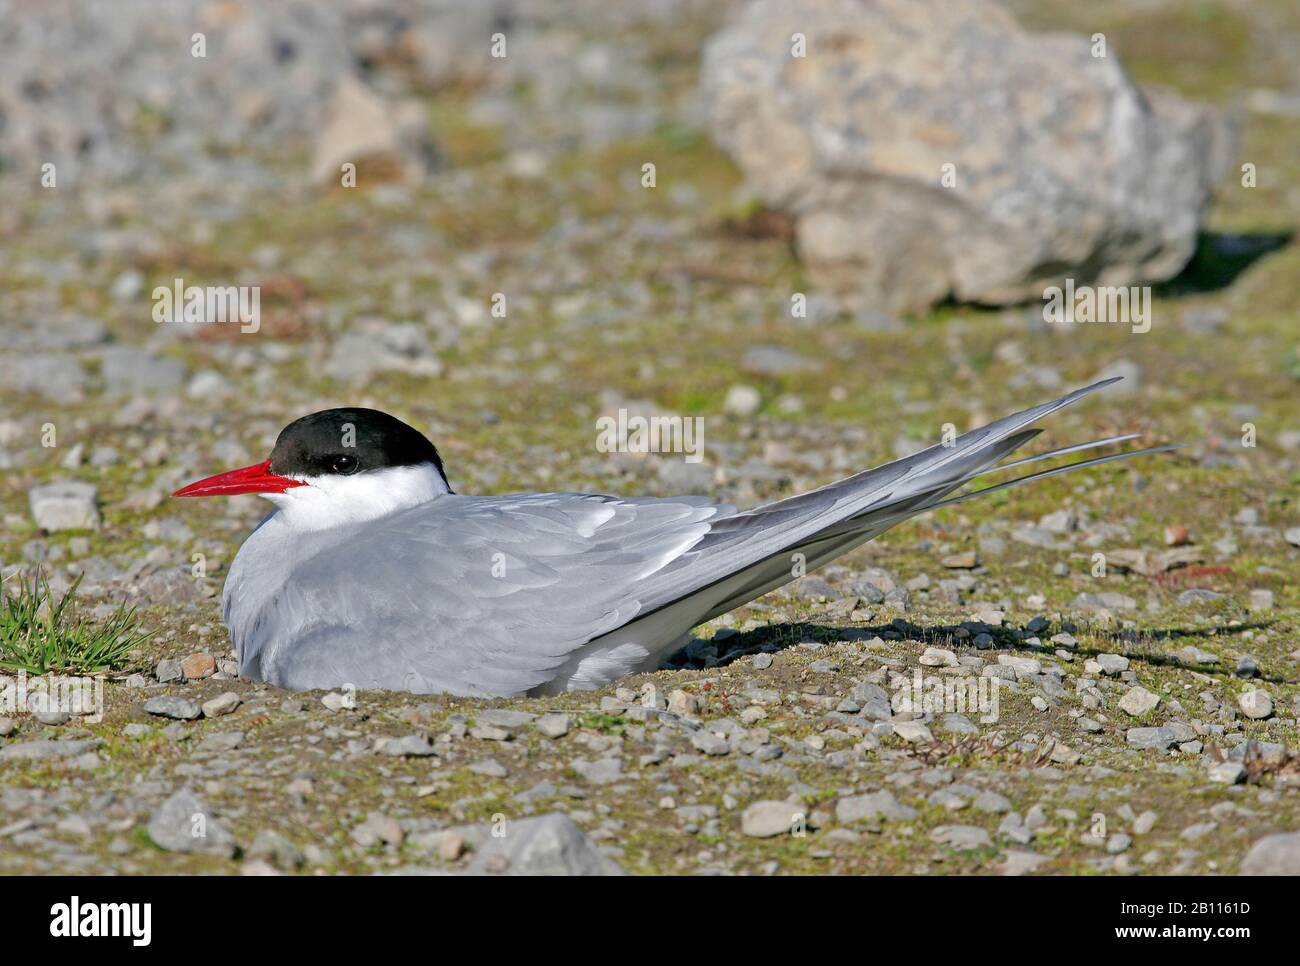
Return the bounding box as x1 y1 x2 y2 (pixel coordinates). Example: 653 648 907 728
172 459 307 498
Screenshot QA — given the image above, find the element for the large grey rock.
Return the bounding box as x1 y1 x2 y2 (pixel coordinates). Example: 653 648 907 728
700 0 1230 313
1239 832 1300 875
28 480 100 531
146 789 236 857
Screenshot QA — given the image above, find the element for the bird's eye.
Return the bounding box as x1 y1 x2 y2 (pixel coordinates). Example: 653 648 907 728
329 454 359 475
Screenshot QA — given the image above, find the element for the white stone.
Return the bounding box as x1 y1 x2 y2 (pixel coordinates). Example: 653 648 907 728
723 384 762 417
741 800 798 837
920 647 959 667
1238 690 1273 720
201 692 241 718
28 480 100 531
997 654 1041 676
1118 686 1161 717
892 720 934 743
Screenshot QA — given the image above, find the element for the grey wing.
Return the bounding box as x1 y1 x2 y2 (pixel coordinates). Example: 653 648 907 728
255 493 733 696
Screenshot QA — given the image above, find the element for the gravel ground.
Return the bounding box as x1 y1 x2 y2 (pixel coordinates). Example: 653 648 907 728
1 0 1298 874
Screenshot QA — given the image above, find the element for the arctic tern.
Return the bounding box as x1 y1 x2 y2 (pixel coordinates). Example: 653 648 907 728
174 377 1172 696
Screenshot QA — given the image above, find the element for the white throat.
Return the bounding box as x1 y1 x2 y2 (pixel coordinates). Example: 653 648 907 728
261 462 450 531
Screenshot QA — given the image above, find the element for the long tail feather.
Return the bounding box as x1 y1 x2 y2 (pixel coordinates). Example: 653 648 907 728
930 444 1182 510
989 433 1142 474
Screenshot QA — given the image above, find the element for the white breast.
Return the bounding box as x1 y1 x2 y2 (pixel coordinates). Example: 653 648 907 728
222 511 318 678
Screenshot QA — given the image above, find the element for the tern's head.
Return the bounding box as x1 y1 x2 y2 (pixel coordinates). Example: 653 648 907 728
174 408 451 530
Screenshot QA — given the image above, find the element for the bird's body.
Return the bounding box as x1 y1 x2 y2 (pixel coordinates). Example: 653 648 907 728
224 490 725 694
176 379 1172 696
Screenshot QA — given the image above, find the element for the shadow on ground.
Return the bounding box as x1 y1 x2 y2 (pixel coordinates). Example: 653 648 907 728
673 616 1290 685
1154 230 1293 296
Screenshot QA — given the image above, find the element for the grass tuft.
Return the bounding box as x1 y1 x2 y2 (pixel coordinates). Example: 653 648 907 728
0 570 150 675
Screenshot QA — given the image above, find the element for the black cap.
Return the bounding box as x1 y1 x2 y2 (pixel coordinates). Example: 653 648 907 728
269 408 450 489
